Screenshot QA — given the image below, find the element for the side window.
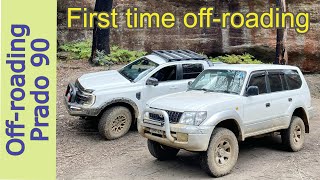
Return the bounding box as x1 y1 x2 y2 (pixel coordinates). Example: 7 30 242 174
280 73 289 90
284 70 302 90
151 65 177 82
268 72 283 92
182 64 203 79
248 73 267 94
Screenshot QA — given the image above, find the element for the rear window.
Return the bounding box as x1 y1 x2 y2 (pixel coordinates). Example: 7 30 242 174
182 64 203 79
284 70 302 90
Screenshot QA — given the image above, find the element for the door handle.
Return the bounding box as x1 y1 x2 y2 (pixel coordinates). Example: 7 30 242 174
169 86 177 89
288 98 292 102
266 103 271 108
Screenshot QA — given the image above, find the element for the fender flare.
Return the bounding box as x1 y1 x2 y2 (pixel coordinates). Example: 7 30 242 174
98 98 139 119
202 110 244 141
288 105 309 133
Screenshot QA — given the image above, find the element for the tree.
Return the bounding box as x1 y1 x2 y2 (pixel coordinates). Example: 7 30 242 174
275 0 288 65
89 0 113 64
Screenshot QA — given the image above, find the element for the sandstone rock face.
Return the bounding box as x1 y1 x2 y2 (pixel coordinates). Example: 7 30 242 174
58 0 320 72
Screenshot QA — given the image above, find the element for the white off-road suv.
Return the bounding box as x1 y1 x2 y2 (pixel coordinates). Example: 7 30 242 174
64 50 219 140
138 64 315 177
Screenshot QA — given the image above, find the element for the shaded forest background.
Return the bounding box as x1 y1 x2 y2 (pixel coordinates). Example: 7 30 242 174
58 0 320 72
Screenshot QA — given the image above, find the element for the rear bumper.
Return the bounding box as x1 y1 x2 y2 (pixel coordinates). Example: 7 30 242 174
138 108 213 151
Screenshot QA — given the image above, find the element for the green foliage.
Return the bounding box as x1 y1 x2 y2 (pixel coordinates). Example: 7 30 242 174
59 40 260 65
109 46 147 63
92 46 147 66
59 40 92 59
59 40 147 66
210 53 263 64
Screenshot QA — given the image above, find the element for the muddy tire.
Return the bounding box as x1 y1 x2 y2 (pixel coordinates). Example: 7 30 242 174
281 116 305 152
147 140 180 161
201 128 239 177
98 106 132 140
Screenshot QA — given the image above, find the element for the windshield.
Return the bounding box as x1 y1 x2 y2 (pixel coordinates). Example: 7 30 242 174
118 57 159 82
189 69 247 95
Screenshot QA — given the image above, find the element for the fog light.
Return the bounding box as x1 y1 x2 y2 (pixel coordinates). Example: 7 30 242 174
177 133 188 142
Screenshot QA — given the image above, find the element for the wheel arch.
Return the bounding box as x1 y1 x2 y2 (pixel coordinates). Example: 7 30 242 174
292 107 309 133
98 98 139 121
214 119 244 141
203 110 244 141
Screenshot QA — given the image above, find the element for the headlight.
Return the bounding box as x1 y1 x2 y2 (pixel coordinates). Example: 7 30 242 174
81 92 96 106
83 95 96 106
179 111 207 125
143 112 150 119
83 95 95 106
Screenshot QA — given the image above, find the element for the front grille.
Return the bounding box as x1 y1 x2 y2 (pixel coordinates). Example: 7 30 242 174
149 110 183 123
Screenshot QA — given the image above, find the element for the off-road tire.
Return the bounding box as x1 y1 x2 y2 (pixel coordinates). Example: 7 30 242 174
201 128 239 177
147 140 180 161
281 116 305 152
98 106 132 140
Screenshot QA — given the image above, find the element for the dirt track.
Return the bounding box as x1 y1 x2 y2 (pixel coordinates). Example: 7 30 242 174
57 60 320 180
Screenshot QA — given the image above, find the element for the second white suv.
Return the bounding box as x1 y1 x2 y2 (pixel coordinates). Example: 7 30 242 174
138 64 315 177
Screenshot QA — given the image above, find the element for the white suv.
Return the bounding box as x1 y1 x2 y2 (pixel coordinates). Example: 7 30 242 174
138 64 315 177
64 50 219 140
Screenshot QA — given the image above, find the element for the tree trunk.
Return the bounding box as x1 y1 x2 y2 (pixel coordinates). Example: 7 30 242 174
89 0 113 64
275 0 288 65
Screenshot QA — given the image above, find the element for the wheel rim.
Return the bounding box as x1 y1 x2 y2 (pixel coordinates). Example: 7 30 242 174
214 139 232 166
111 115 127 134
293 125 302 143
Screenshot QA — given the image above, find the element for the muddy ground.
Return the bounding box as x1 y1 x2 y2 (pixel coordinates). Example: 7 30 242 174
57 60 320 180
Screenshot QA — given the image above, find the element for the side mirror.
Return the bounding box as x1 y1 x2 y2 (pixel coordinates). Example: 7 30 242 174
188 81 193 86
146 77 159 86
246 86 259 96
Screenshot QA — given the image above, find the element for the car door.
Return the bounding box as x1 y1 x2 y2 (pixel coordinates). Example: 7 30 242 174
141 65 182 105
266 70 291 128
243 71 273 136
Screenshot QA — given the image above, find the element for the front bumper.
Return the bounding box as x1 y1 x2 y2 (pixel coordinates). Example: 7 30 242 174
138 108 213 151
64 98 99 116
64 83 99 116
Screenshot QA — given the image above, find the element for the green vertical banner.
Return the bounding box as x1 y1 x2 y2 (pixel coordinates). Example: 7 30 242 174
0 0 56 179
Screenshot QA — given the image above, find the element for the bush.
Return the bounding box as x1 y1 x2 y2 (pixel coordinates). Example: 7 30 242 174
210 53 263 64
59 40 147 66
59 40 92 59
93 46 147 66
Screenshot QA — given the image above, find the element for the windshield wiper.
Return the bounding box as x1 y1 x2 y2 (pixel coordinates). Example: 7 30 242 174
213 90 238 94
202 88 213 92
119 71 133 82
190 88 213 92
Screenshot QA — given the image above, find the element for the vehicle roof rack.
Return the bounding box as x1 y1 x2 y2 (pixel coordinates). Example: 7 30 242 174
152 50 207 62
